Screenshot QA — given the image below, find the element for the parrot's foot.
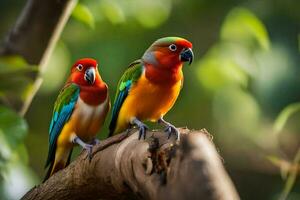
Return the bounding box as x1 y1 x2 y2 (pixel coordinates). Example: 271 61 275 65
138 125 148 140
164 124 180 140
158 118 180 140
83 144 94 161
72 136 94 160
90 138 100 145
131 118 148 140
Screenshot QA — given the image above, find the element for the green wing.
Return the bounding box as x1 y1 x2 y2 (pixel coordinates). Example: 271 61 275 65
109 60 143 136
45 83 80 168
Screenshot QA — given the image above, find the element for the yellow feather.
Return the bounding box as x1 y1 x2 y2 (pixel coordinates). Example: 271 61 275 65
50 97 109 177
114 72 182 133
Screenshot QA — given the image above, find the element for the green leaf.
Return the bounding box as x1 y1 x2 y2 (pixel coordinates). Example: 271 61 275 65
0 130 11 161
0 55 38 75
15 144 29 164
197 45 249 92
267 155 291 180
273 103 300 133
0 105 32 194
0 75 33 90
221 7 270 50
0 55 37 104
133 0 171 28
99 0 125 24
0 55 28 69
72 3 95 29
0 106 28 152
279 149 300 200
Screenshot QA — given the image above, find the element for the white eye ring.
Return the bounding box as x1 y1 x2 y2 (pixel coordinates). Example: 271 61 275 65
76 64 83 71
169 44 177 51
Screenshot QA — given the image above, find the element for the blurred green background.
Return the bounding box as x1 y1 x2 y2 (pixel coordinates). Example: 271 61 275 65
0 0 299 199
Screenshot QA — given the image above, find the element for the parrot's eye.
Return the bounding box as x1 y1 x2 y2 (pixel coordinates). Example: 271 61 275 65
76 64 83 71
169 44 177 52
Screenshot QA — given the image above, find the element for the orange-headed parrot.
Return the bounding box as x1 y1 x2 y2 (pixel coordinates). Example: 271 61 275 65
109 37 193 140
44 58 110 181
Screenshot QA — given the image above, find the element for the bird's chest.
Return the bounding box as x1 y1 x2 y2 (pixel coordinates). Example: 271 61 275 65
127 75 182 120
71 98 107 141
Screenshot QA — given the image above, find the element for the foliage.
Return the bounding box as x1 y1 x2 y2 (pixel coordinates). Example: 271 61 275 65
274 103 300 133
0 56 38 104
198 7 270 91
271 102 300 199
0 55 39 199
71 0 172 29
197 7 270 141
86 0 171 28
197 7 300 199
72 3 95 29
0 106 38 200
221 7 270 51
280 149 300 200
0 106 27 151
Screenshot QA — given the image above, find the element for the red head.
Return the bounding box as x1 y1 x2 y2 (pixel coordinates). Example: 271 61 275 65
69 58 102 86
68 58 108 105
142 37 194 70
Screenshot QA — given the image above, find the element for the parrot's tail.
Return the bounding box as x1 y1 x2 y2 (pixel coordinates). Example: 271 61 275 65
108 121 116 137
43 148 73 182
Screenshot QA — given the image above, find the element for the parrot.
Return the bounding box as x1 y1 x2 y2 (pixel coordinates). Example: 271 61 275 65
109 37 193 140
44 58 110 181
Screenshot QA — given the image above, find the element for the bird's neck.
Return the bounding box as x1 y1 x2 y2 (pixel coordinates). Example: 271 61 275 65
144 62 183 85
79 81 108 106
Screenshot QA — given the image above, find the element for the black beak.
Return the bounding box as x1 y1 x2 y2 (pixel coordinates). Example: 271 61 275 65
84 67 96 84
180 48 194 65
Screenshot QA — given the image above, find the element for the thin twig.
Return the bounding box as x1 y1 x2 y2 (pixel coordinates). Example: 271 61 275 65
20 0 78 116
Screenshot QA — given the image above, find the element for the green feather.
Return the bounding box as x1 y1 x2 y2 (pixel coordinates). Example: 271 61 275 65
151 37 185 46
46 83 80 168
53 84 79 113
109 60 143 135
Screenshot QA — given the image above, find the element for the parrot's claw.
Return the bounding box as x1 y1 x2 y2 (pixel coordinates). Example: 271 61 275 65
131 118 148 140
158 118 180 141
91 138 100 145
164 124 180 140
138 124 148 140
72 136 95 161
84 144 94 161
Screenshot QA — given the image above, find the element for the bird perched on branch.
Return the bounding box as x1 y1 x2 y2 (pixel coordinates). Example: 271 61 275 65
44 58 110 181
109 37 193 140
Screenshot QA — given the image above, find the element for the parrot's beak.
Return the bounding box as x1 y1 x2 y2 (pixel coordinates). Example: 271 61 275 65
180 48 194 65
84 67 96 85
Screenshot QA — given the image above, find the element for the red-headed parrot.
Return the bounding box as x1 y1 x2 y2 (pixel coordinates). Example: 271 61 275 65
44 58 110 181
109 37 193 140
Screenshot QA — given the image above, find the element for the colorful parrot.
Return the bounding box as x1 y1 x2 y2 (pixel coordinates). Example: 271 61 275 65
109 37 193 140
44 58 110 181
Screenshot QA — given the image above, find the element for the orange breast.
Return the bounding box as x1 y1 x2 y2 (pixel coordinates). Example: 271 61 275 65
57 96 110 147
114 72 182 133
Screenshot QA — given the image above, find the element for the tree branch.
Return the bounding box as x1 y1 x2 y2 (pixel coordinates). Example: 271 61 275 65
0 0 76 64
0 0 77 115
21 129 240 200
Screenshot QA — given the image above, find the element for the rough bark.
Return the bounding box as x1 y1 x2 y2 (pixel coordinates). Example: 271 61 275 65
21 128 240 200
0 0 77 115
